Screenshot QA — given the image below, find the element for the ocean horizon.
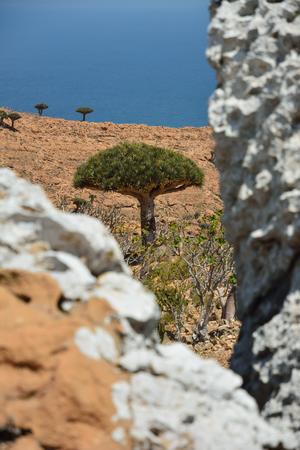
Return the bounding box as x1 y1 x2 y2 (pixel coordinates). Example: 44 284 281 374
0 0 214 128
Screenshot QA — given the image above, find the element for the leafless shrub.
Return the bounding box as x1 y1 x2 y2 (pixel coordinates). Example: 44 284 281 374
58 194 124 233
123 212 235 343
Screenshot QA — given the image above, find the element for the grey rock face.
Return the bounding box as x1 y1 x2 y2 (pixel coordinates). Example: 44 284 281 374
0 169 290 449
115 344 289 450
208 0 300 446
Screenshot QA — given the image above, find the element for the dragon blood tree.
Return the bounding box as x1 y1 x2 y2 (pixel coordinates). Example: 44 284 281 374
76 107 94 122
74 142 204 245
7 112 22 130
34 103 48 116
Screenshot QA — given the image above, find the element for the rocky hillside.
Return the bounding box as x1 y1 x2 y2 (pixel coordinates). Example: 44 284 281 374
0 111 220 222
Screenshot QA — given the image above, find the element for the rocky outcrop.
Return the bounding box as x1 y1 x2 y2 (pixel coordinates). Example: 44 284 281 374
208 0 300 447
0 169 289 449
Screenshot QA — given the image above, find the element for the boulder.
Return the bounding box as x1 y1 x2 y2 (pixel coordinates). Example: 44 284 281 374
208 0 300 447
0 169 290 449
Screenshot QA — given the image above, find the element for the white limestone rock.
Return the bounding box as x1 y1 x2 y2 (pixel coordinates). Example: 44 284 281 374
94 272 159 333
208 0 300 447
74 326 118 363
115 344 290 450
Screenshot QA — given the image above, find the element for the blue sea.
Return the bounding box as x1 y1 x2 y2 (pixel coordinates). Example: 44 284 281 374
0 0 214 127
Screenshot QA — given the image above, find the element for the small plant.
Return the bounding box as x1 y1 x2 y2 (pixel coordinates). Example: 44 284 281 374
144 257 189 341
0 110 8 126
7 112 21 130
74 142 204 245
76 107 94 122
34 103 48 116
72 196 90 212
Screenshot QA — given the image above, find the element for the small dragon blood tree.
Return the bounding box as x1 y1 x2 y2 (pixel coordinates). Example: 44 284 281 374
74 142 204 245
7 112 22 130
76 107 94 121
34 103 48 116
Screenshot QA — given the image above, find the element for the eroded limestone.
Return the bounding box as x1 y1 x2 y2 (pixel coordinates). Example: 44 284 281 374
208 0 300 446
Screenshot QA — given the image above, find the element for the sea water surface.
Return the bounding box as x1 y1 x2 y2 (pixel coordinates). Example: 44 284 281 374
0 0 214 127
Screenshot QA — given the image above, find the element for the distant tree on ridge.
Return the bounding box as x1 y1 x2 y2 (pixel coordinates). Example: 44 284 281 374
76 107 94 122
7 112 22 130
35 103 48 116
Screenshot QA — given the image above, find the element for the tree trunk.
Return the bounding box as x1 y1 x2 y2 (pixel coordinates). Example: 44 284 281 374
139 195 156 246
193 294 214 343
221 286 237 321
82 114 86 121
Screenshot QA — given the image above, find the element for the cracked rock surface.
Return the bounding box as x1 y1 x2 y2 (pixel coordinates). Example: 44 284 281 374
0 169 289 449
208 0 300 447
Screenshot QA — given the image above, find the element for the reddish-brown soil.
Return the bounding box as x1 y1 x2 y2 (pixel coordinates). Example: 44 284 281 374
0 111 221 221
0 269 130 450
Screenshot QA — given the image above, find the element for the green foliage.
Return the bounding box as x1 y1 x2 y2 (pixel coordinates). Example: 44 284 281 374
74 142 204 197
72 196 90 212
8 112 21 121
34 103 48 115
155 286 187 341
149 257 189 283
0 110 21 129
76 107 94 115
143 258 189 341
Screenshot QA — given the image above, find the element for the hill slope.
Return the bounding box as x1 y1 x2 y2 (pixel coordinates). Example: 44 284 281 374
0 112 220 221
